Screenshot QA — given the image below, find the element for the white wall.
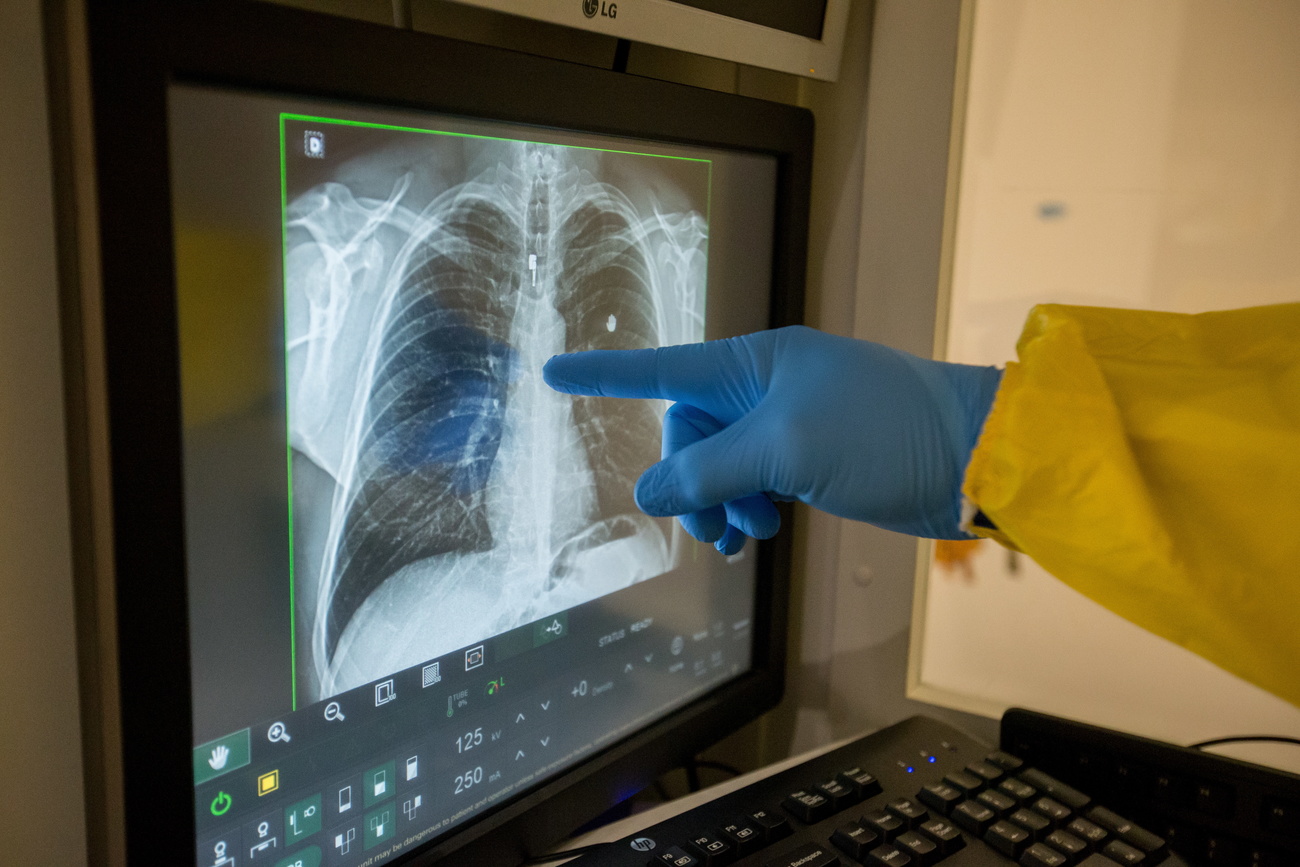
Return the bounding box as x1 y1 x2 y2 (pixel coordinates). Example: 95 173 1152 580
0 1 88 864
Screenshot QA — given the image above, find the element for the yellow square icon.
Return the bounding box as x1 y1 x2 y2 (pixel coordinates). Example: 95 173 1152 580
257 770 280 796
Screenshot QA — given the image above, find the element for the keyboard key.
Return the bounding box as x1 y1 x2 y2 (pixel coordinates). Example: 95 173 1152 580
1245 847 1287 867
719 821 762 856
865 843 912 866
1020 842 1070 866
917 783 962 815
1010 808 1052 841
651 847 701 867
967 761 1006 785
687 834 734 865
1019 768 1090 810
862 809 905 841
817 778 856 811
1032 796 1072 827
1081 811 1133 837
749 809 792 843
1151 772 1192 808
1118 826 1165 860
837 767 882 801
783 789 832 824
943 771 984 797
764 841 840 867
1102 839 1146 865
895 830 938 866
1066 753 1104 791
1111 761 1152 796
918 818 964 856
1263 798 1300 837
1204 834 1240 863
1000 777 1039 804
830 821 879 861
985 819 1031 859
1045 829 1088 862
885 798 928 828
987 750 1025 773
1152 820 1198 856
977 788 1017 817
1193 782 1234 818
1065 816 1108 849
1074 856 1118 867
1086 806 1165 859
952 800 995 836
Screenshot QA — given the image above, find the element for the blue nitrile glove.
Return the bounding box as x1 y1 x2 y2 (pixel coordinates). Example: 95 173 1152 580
542 325 1002 553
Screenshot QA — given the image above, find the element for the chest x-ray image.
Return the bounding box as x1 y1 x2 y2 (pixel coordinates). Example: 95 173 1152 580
283 120 709 702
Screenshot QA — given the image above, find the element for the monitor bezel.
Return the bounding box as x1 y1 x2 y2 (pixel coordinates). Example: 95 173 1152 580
62 1 809 863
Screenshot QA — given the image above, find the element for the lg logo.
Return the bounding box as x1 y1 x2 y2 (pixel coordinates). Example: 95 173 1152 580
582 0 617 19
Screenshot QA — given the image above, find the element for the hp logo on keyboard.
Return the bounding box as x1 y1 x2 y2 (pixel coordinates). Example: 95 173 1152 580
630 837 656 851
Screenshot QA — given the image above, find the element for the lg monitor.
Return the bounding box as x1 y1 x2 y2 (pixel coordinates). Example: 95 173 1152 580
440 0 852 81
49 2 811 863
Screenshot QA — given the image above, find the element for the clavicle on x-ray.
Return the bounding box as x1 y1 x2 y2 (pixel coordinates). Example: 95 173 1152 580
284 132 709 702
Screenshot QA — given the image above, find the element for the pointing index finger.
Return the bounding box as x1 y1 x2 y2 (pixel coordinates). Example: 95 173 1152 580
542 340 754 414
542 347 665 398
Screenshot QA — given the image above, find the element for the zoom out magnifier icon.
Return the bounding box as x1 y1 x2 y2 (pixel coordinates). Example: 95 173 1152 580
267 721 291 744
324 701 345 722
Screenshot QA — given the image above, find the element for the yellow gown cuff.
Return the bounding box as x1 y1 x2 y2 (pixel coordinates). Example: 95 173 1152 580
960 302 1300 709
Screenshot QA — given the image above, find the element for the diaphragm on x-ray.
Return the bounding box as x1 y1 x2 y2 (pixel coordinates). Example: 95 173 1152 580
284 124 708 702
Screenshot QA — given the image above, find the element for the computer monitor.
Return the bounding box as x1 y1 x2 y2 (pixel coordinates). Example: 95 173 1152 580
53 2 810 864
443 0 852 81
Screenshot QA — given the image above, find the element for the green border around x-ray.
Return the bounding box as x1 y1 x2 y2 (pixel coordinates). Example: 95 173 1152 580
279 111 714 711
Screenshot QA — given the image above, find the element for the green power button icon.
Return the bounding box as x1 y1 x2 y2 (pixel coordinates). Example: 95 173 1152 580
210 791 232 816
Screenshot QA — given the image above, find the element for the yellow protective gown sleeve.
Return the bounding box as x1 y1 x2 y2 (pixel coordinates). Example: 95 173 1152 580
963 303 1300 709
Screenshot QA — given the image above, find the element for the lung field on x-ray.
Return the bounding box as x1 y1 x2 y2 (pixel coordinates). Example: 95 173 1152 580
284 127 707 702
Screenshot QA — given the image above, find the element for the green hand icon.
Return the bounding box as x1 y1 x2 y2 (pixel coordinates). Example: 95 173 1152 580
210 791 232 816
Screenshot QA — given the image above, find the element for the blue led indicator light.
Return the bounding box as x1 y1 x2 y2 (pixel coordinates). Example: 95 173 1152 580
928 756 937 763
905 766 915 774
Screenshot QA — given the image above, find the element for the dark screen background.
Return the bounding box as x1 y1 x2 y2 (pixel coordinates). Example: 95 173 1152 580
667 0 827 39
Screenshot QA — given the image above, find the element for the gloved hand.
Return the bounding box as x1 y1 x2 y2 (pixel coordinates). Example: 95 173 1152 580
542 325 1002 553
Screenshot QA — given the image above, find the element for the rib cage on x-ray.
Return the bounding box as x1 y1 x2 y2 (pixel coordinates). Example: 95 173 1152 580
286 140 707 701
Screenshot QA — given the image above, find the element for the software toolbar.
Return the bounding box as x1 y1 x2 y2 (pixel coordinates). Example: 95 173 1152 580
193 573 755 867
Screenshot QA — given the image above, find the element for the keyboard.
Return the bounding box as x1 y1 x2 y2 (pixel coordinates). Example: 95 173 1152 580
1002 709 1300 866
565 715 1191 866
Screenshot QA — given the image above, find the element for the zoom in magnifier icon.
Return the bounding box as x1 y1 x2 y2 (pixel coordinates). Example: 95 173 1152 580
267 721 291 743
324 701 345 722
